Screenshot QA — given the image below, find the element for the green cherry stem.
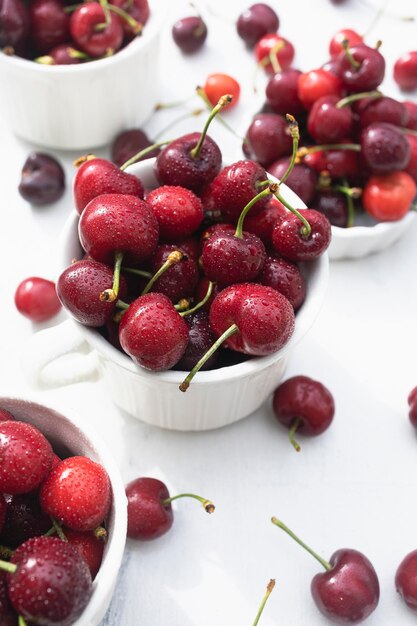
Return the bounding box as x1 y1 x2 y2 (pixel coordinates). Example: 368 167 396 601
0 559 17 574
108 3 143 33
100 251 124 303
268 40 284 74
298 143 361 157
122 267 152 279
175 298 191 312
190 94 233 159
196 86 245 141
235 187 274 238
141 250 184 295
252 579 276 626
153 108 204 141
336 90 382 109
96 0 111 30
179 323 239 392
341 39 361 70
271 517 332 571
162 493 215 513
115 299 129 310
63 2 83 13
51 517 67 541
18 617 28 626
180 281 214 317
342 178 357 227
119 139 173 171
288 417 301 452
274 189 311 238
277 114 299 186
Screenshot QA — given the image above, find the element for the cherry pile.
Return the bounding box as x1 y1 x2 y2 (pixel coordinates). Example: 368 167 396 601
0 408 112 625
0 0 149 64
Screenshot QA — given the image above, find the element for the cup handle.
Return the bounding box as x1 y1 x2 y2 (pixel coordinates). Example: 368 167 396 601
23 319 101 388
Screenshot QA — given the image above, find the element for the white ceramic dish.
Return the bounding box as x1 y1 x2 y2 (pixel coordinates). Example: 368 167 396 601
0 2 162 150
0 395 127 626
24 157 329 431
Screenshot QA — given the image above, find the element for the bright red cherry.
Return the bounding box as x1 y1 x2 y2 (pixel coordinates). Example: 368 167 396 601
172 15 207 53
265 69 304 116
298 68 343 110
363 171 416 221
337 43 385 92
360 123 410 173
304 144 360 179
243 196 287 246
65 528 105 579
15 276 61 322
202 230 266 286
272 209 331 262
236 3 279 47
308 95 353 143
69 2 123 57
258 256 306 311
40 456 111 532
394 51 417 91
146 185 203 240
245 113 293 166
30 0 69 54
255 33 294 74
203 73 240 108
408 135 417 183
329 28 363 57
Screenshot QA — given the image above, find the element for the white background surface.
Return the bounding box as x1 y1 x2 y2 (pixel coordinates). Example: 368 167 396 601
1 0 417 624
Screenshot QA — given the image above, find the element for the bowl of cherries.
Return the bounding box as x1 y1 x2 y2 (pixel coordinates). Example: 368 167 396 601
0 395 127 626
0 0 161 149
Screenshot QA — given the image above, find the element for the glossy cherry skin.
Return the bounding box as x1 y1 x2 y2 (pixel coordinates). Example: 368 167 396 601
146 185 203 240
79 194 159 265
40 456 111 532
265 69 304 115
329 28 363 57
243 196 287 246
19 152 65 205
236 3 279 47
126 477 173 540
155 133 222 194
308 95 353 143
409 389 417 428
69 2 123 57
362 171 417 221
0 421 53 494
337 44 385 92
312 549 380 624
8 536 92 626
57 260 127 327
304 145 359 179
245 113 293 166
65 529 104 579
119 293 189 370
74 157 144 214
394 51 417 91
272 209 331 262
357 96 407 129
111 128 158 167
0 0 29 50
210 283 295 356
406 133 417 183
0 408 15 421
298 68 343 110
273 375 334 436
361 123 410 173
204 73 240 108
149 244 199 302
110 0 149 38
45 43 84 64
15 276 62 322
404 101 417 130
201 231 266 286
268 158 317 205
172 16 207 53
259 256 306 310
193 277 219 313
254 33 295 75
175 312 219 371
30 0 69 54
313 190 348 228
396 550 417 612
0 493 51 547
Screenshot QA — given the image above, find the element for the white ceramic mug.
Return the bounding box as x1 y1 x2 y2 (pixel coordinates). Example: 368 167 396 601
0 2 162 150
24 158 329 431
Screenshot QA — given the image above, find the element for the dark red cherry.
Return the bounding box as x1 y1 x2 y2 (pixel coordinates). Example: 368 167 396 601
245 113 293 166
146 185 203 240
396 550 417 612
8 536 92 625
0 571 16 626
298 68 343 110
65 529 104 579
268 158 317 205
15 276 62 322
313 190 349 227
304 145 360 179
357 96 407 129
119 293 189 370
254 33 294 75
406 133 417 183
30 0 69 54
149 244 199 302
73 157 144 215
42 42 84 64
394 51 417 91
172 15 207 53
57 260 128 327
201 231 266 286
111 128 159 167
337 43 385 92
175 311 219 371
194 277 219 313
109 0 149 38
70 2 123 57
361 123 411 173
404 101 417 130
0 495 6 534
307 95 353 143
79 194 159 265
19 152 65 206
0 0 29 50
265 69 304 116
126 477 173 540
329 28 363 57
258 256 306 310
272 209 331 261
408 386 417 429
243 196 287 246
0 408 15 421
0 493 51 547
236 3 279 47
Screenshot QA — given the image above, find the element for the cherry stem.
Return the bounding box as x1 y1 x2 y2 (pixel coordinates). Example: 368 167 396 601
402 128 417 138
180 281 214 317
342 178 356 228
155 95 196 110
179 323 239 391
0 559 16 574
288 417 301 452
51 517 67 541
268 40 284 74
73 153 96 167
252 579 276 626
0 545 13 559
18 617 28 626
119 140 173 171
115 299 129 310
63 2 83 13
96 0 111 31
141 250 184 295
235 187 274 238
175 298 191 312
153 108 204 141
94 526 108 541
190 94 233 159
100 251 123 303
271 517 332 571
108 4 143 34
341 39 361 70
273 189 311 238
298 143 361 157
336 90 382 109
278 114 300 186
196 87 245 141
162 493 215 513
123 267 152 279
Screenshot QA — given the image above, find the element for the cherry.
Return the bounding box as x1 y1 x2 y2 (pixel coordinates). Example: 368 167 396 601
396 550 417 612
313 190 349 228
0 408 15 421
236 3 279 47
361 123 411 173
265 69 304 116
356 96 407 129
109 0 149 38
194 277 219 313
0 421 52 495
243 196 287 246
298 68 343 110
362 171 417 221
79 193 159 265
304 144 360 179
394 51 417 91
126 476 214 540
255 33 295 75
258 256 306 311
0 572 16 626
111 128 159 167
73 156 144 215
203 74 240 109
172 15 207 53
18 152 65 206
308 95 353 143
272 209 331 262
175 311 219 371
6 536 92 625
271 518 380 623
245 113 293 166
404 101 417 130
148 245 199 302
119 293 189 370
30 0 69 54
268 158 317 205
70 2 123 58
0 494 51 547
272 375 334 451
0 0 29 51
57 260 128 327
405 133 417 183
40 456 111 532
329 29 363 57
37 42 86 65
0 495 6 534
337 43 385 92
146 185 203 240
65 528 104 579
15 276 61 323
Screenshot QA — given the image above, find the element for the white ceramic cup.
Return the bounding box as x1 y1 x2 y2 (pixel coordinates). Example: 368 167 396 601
0 395 127 626
24 157 329 431
0 2 162 150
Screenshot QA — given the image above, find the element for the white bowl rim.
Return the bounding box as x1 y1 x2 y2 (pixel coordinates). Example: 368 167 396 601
331 211 416 239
